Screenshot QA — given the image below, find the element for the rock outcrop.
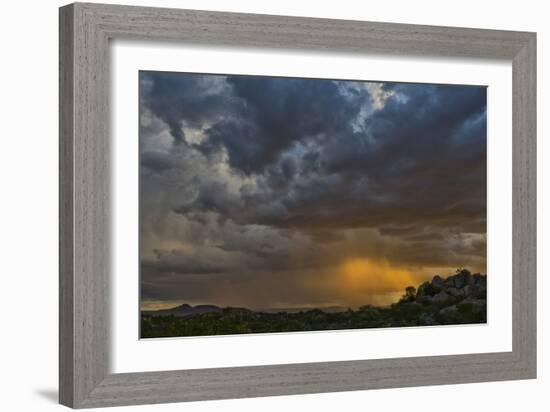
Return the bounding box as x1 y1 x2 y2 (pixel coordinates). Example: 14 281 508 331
396 269 487 325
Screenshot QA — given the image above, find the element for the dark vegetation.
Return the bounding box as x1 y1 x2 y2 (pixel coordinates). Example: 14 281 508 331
141 269 487 338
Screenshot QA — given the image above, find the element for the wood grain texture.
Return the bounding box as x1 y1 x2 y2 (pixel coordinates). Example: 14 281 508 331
59 4 75 407
59 2 537 408
512 35 537 374
60 3 110 407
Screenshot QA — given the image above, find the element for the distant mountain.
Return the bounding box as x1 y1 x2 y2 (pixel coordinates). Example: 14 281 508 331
142 303 222 317
143 303 349 317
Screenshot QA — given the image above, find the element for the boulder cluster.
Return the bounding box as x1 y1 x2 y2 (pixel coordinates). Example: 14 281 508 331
395 269 487 326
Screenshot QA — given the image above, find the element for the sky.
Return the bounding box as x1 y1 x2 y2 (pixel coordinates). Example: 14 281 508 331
139 71 487 311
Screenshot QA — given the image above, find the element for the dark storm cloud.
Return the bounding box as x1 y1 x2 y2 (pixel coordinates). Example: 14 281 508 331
200 76 368 174
142 252 229 275
139 71 487 308
140 71 236 143
142 72 370 172
308 84 486 228
146 77 487 234
322 84 486 176
140 150 175 172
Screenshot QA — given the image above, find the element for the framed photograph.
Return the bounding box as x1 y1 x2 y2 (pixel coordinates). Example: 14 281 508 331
59 2 536 408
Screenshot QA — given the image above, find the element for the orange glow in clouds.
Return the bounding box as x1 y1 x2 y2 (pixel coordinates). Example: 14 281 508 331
341 258 425 296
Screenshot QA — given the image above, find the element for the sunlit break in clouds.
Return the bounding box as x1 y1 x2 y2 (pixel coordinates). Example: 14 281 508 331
139 71 487 311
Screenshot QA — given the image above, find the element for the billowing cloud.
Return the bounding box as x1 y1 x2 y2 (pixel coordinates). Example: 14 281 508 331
139 71 487 310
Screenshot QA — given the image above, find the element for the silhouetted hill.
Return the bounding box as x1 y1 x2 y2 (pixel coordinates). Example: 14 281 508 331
142 304 223 317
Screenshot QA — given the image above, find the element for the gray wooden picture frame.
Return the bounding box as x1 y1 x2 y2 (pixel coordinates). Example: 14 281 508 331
59 2 536 409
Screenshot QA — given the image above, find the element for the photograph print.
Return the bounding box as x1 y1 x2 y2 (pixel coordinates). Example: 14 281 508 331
139 71 488 338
